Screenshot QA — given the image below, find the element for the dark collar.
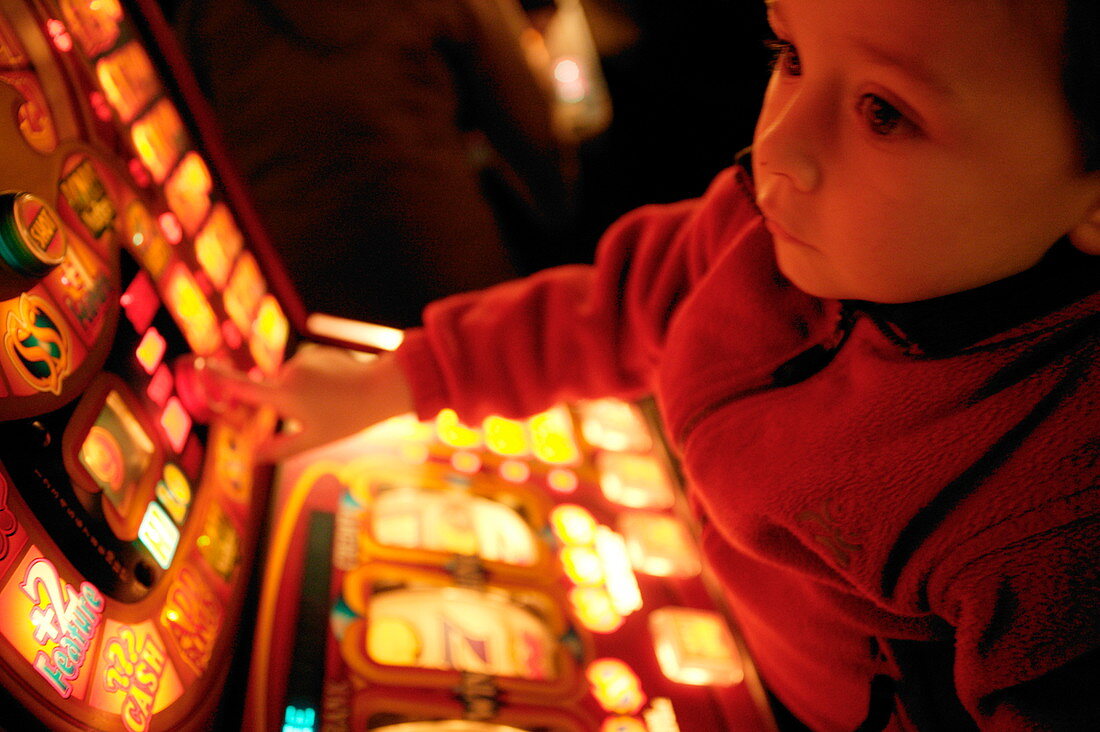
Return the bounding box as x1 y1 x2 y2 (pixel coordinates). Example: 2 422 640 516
848 239 1100 356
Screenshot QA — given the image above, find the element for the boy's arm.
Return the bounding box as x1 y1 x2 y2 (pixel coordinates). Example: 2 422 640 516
394 165 758 424
937 514 1100 729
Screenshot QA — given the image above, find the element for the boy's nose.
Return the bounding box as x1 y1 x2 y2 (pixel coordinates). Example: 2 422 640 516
753 88 823 194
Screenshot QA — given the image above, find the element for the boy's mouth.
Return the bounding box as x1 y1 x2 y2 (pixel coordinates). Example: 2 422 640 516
763 215 814 250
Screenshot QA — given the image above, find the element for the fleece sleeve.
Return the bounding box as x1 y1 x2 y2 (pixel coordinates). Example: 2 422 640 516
394 165 759 423
936 509 1100 730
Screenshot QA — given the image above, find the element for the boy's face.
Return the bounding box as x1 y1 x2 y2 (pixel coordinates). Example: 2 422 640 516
752 0 1100 303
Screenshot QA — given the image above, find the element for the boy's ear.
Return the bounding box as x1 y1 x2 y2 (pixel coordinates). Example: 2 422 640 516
1070 200 1100 255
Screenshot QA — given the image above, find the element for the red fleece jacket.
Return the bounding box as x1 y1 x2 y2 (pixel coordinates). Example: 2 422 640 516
396 164 1100 730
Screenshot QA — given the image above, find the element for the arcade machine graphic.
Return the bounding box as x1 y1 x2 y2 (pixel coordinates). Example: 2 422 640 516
0 1 779 730
0 0 292 728
256 401 779 732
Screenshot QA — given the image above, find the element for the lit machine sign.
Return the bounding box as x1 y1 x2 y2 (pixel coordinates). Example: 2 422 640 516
89 620 180 732
2 554 106 698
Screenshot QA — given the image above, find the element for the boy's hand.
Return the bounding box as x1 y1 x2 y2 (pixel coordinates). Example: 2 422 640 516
181 345 413 463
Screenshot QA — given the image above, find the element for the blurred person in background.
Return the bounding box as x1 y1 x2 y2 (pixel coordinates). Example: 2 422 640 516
163 0 578 328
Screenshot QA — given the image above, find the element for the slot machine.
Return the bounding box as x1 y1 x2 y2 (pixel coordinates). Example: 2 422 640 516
0 1 780 730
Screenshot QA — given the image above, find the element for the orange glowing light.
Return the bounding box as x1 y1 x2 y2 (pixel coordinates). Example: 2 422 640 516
159 396 191 453
134 327 167 374
483 415 529 456
498 459 530 484
527 406 579 465
597 451 675 509
619 512 701 578
586 658 645 714
81 424 124 492
450 450 481 474
155 463 191 525
547 467 579 494
131 99 187 183
62 0 123 57
249 294 289 376
162 265 221 355
560 546 604 586
223 252 265 334
549 504 597 546
435 408 482 449
95 41 159 123
649 607 744 687
601 717 647 732
164 152 212 234
569 586 622 634
194 204 242 289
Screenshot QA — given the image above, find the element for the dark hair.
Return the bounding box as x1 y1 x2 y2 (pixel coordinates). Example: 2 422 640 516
1064 0 1100 169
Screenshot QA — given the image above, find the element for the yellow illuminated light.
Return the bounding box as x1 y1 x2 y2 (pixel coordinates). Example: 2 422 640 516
498 459 530 484
367 616 422 666
549 504 597 546
483 415 529 457
164 151 212 234
450 451 481 474
527 406 579 465
595 527 643 615
155 463 192 525
586 658 645 715
194 204 242 289
569 586 622 634
649 607 744 687
130 99 187 183
619 512 701 578
601 717 647 732
435 409 482 449
134 327 166 374
547 467 579 494
95 41 159 123
597 452 675 509
163 264 221 355
223 252 266 334
138 500 180 569
560 546 604 586
250 294 289 376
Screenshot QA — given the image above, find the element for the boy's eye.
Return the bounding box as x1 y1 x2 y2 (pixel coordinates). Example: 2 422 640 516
858 94 912 136
765 39 802 77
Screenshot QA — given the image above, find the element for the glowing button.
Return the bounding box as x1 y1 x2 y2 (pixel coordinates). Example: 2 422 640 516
601 718 647 732
138 500 180 569
159 396 191 453
135 327 167 374
450 450 481 474
156 463 192 525
549 504 597 546
498 459 530 484
527 406 579 465
547 467 579 494
649 607 744 687
162 264 221 355
46 19 73 53
587 658 645 715
483 415 529 456
569 586 622 634
436 408 481 449
560 546 604 586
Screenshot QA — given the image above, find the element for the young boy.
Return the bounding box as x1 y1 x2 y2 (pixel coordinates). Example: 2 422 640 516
209 0 1100 728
